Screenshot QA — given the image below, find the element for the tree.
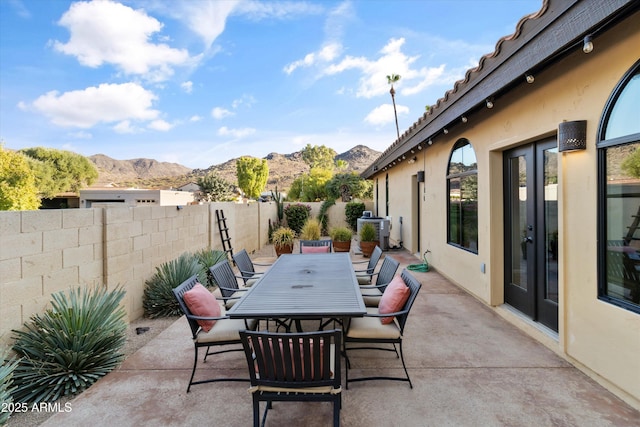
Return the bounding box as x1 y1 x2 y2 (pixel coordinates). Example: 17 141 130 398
0 146 41 210
288 167 333 202
20 147 98 197
621 146 640 178
301 144 337 170
197 172 234 201
326 172 373 201
236 156 269 199
387 73 401 141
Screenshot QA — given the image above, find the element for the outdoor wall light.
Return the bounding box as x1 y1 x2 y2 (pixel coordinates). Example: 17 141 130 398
428 139 433 145
418 144 423 150
583 35 593 54
443 128 449 134
461 116 468 123
525 73 535 84
486 98 494 109
558 120 587 152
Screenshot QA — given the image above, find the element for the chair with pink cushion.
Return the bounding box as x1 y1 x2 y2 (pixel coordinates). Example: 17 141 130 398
299 239 333 253
344 269 421 389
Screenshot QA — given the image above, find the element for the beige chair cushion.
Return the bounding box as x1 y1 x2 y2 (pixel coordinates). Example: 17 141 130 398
196 310 257 344
347 307 401 339
356 273 372 285
224 290 245 309
245 277 259 287
361 288 383 307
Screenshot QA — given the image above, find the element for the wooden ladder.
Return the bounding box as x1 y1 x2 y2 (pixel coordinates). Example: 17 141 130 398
215 209 234 261
625 205 640 245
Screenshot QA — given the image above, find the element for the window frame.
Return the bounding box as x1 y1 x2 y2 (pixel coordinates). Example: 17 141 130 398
597 59 640 313
446 138 479 254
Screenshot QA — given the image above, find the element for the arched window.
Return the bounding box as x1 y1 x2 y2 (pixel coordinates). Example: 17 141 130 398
597 59 640 312
447 138 478 253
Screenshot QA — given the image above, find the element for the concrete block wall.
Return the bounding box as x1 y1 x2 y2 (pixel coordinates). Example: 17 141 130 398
0 200 367 347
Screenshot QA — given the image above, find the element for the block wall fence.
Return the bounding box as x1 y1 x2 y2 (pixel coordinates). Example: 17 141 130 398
0 201 370 347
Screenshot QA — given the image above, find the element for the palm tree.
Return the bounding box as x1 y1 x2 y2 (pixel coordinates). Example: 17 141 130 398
387 74 401 141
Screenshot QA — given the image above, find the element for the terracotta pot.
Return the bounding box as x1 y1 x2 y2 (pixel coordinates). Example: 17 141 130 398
360 241 379 257
274 243 293 257
333 240 351 253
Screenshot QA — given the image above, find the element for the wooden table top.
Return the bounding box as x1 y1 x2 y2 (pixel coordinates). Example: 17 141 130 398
227 253 366 319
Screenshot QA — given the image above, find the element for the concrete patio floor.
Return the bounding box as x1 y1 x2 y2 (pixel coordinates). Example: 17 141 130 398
41 248 639 427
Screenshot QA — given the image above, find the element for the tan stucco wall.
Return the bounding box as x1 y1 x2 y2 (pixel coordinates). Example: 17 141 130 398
373 14 640 407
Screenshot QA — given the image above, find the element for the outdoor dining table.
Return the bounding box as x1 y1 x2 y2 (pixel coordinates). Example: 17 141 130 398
227 252 366 330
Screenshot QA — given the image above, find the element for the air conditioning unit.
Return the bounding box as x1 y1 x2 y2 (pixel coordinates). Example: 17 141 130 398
356 217 391 250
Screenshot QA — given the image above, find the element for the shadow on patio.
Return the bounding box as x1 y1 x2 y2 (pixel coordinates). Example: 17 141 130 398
41 248 639 426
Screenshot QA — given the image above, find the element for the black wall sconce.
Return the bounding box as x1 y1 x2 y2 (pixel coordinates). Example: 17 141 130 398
558 120 587 152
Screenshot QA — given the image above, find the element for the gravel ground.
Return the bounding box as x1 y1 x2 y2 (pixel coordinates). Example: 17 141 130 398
5 316 178 427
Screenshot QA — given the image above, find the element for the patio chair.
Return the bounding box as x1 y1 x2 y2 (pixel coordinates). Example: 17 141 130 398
344 269 421 389
172 274 257 392
299 239 333 253
359 256 400 307
239 329 342 427
353 245 383 285
209 259 249 309
232 249 272 287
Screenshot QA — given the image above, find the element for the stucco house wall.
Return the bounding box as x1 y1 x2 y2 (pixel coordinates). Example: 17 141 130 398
369 5 639 408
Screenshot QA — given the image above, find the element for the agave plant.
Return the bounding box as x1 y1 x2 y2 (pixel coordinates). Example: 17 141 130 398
193 248 228 287
143 252 205 318
10 285 127 404
0 349 18 424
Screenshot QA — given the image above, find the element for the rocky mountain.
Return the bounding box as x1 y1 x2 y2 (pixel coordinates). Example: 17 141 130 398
90 145 381 190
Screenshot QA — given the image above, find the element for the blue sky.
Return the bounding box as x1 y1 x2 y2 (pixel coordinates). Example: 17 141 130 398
1 0 541 169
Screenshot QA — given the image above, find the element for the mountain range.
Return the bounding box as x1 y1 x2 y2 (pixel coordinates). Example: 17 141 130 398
89 145 381 190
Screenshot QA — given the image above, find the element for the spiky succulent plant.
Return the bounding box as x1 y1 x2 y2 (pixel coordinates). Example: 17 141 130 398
10 285 127 404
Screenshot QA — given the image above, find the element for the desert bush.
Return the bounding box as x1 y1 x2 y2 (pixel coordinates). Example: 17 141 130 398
143 253 205 318
345 201 365 231
193 248 228 287
0 349 18 424
10 286 127 404
300 218 322 240
284 203 311 235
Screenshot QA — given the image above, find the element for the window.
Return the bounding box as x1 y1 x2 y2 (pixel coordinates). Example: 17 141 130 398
598 59 640 312
447 139 478 253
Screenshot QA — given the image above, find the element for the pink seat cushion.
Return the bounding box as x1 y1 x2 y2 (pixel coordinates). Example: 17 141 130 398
378 275 410 324
183 283 221 332
301 245 330 253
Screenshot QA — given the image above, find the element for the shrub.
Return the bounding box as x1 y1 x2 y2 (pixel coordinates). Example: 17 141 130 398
359 222 377 242
329 226 352 242
10 286 127 404
300 218 322 240
271 227 295 248
143 253 205 318
0 349 18 424
345 201 366 231
284 203 311 235
193 248 228 287
318 199 335 235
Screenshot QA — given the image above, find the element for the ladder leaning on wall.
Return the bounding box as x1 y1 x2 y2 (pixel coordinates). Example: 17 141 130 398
215 209 234 262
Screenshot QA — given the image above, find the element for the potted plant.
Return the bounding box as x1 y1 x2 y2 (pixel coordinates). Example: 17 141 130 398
300 218 322 240
330 226 353 253
359 222 379 257
271 227 295 256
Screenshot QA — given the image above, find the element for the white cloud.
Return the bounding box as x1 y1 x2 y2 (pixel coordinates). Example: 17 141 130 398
148 120 173 131
284 42 342 74
175 0 240 49
364 104 409 126
29 82 159 128
218 126 256 138
53 0 195 82
181 81 193 93
211 107 234 120
113 120 139 134
236 1 324 21
190 115 202 122
68 131 92 139
231 94 256 109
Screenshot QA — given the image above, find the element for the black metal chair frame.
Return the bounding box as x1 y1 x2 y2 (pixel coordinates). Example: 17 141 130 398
239 329 343 427
299 239 333 253
172 274 255 392
209 259 249 309
359 256 400 302
344 269 422 389
232 249 272 287
353 245 383 280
